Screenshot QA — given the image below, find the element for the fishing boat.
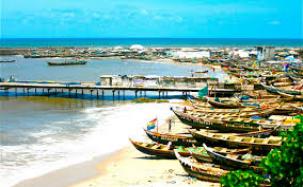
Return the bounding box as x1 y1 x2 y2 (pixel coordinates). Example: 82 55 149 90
242 90 279 99
143 129 197 146
277 91 303 101
189 146 250 163
47 59 87 66
129 139 194 159
261 82 302 95
172 109 275 132
0 59 15 63
174 150 229 182
190 130 282 152
194 70 208 74
203 144 264 171
207 97 242 108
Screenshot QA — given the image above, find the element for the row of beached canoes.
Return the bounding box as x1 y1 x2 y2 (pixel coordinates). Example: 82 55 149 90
129 74 302 184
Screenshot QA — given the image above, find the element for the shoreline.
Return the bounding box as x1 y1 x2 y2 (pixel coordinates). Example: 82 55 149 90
12 150 120 187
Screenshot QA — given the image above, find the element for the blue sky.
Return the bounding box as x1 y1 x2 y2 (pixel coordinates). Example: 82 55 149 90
1 0 302 38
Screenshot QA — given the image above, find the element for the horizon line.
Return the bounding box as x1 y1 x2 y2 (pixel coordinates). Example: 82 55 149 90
2 37 303 40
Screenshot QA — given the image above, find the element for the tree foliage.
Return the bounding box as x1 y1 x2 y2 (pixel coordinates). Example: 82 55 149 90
220 170 264 187
260 115 303 187
220 115 303 187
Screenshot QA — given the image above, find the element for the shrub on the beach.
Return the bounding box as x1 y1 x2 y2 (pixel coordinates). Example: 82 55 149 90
260 115 303 187
220 170 264 187
220 115 303 187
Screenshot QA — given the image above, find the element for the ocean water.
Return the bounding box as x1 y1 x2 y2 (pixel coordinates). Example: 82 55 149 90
0 97 174 187
1 38 303 48
0 57 226 186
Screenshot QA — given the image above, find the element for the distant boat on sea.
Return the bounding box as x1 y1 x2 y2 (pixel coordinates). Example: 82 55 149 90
0 59 16 63
47 59 87 66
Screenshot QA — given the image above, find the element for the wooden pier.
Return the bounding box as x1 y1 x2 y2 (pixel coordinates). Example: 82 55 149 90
0 82 201 99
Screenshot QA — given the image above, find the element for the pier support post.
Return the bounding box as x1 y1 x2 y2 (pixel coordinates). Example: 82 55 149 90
90 90 93 97
47 88 50 96
75 89 78 97
96 90 99 99
158 91 161 99
123 90 125 100
135 91 138 98
102 90 104 97
112 90 115 100
15 88 17 96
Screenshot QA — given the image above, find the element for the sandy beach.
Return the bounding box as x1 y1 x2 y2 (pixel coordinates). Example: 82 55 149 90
71 146 218 187
70 116 218 187
13 113 219 187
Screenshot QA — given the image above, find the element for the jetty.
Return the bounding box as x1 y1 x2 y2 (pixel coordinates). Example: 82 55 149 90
0 75 220 99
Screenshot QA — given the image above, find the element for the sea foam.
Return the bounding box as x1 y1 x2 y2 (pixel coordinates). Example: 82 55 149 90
0 103 174 187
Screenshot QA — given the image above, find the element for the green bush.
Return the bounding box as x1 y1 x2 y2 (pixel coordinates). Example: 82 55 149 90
260 115 303 187
220 170 264 187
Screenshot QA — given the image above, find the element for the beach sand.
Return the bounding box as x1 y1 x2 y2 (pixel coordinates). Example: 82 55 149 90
71 145 219 187
14 109 218 187
70 116 219 187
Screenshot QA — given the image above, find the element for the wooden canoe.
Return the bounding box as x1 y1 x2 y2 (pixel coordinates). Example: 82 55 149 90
277 91 303 101
174 150 229 182
203 144 264 171
129 139 193 159
172 109 274 132
261 83 302 95
144 128 197 146
207 98 242 109
190 130 282 152
190 146 250 163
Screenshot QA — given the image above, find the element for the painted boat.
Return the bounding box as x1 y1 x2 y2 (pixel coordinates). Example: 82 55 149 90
144 128 197 146
129 139 193 159
172 109 275 132
174 150 229 182
190 130 282 152
277 91 303 101
190 146 250 163
203 144 264 171
207 98 242 109
261 83 302 95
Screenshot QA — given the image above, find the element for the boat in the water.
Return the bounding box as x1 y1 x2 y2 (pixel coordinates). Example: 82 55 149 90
190 130 282 152
143 129 197 146
47 59 87 66
0 59 16 63
203 144 264 171
174 150 229 182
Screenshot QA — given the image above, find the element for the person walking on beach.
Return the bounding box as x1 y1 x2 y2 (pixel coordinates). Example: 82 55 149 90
168 118 172 132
